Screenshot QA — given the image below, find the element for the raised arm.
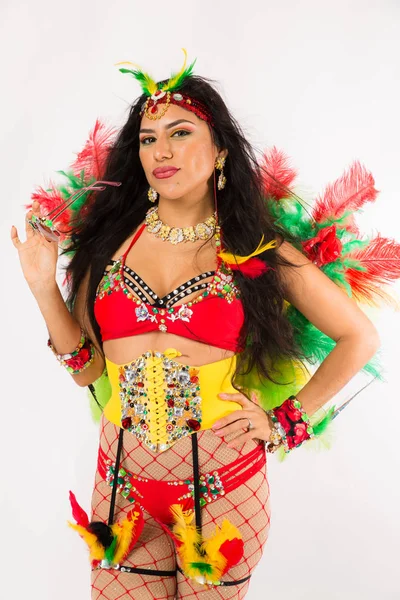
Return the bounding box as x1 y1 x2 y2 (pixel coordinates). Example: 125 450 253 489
11 200 105 387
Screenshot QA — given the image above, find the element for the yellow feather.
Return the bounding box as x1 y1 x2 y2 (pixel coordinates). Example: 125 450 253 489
111 511 141 565
114 60 142 69
202 519 242 559
218 236 278 265
170 504 202 569
114 61 158 96
68 522 105 562
162 48 188 91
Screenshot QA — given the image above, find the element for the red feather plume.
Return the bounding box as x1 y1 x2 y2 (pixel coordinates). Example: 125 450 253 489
312 161 379 230
28 184 72 238
259 146 298 200
71 119 117 180
228 257 272 278
219 538 244 575
69 490 89 528
122 506 145 562
345 234 400 307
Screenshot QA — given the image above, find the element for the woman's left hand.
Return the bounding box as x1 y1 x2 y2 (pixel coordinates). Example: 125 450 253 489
212 391 272 448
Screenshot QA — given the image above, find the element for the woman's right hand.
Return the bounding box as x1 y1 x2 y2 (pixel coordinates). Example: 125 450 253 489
11 200 59 292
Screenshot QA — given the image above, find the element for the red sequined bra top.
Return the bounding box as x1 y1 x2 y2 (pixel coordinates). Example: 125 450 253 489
94 224 245 353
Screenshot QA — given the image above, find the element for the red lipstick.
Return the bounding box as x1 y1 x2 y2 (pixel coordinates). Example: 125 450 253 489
153 166 180 179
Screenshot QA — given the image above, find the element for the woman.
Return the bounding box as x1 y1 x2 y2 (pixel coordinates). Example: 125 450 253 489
11 52 382 599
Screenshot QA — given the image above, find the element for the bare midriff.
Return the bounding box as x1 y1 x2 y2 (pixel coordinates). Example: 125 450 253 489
103 332 236 369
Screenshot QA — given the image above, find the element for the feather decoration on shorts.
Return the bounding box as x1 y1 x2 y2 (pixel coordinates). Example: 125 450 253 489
68 492 143 568
69 490 89 528
169 504 243 585
111 508 144 565
68 522 106 563
201 519 244 577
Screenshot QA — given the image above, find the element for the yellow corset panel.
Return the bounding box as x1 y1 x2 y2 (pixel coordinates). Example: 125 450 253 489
104 348 242 453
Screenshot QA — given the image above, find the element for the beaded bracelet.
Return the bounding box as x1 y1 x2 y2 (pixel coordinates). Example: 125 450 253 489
266 395 314 454
48 329 95 374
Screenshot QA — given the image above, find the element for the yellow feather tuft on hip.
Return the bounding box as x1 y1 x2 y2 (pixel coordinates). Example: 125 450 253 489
111 511 141 565
68 522 105 562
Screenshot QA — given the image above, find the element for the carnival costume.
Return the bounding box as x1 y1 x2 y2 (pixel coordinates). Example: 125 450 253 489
29 49 400 597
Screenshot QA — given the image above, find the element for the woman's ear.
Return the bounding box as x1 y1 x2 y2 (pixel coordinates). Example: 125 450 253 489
217 148 228 161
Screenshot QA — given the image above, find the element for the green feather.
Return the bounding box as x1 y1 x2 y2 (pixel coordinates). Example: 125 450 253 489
118 68 157 96
105 535 118 563
235 353 311 411
312 405 336 436
164 58 197 92
189 562 214 575
87 369 112 422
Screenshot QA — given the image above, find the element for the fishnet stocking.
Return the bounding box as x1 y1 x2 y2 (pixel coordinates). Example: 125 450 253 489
90 415 271 599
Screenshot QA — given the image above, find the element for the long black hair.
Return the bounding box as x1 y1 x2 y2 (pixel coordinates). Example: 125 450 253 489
66 74 309 386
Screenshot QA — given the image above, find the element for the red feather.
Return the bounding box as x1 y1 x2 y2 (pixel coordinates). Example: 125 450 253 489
219 538 244 574
29 185 68 223
71 119 117 180
28 184 72 240
345 234 400 307
69 491 89 528
259 146 298 201
228 257 271 278
312 161 379 227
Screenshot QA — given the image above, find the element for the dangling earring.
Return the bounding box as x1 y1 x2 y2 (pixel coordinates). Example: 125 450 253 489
148 186 158 203
215 156 227 190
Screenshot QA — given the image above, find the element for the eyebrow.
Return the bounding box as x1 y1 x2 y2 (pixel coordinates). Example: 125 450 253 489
139 119 196 134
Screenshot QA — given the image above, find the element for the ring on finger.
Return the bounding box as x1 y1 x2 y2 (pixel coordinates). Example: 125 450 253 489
245 417 255 432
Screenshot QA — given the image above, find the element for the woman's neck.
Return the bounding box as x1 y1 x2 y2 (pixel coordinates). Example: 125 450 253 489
156 191 215 228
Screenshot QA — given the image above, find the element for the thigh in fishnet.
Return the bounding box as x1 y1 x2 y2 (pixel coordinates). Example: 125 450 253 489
91 416 271 599
176 431 271 599
90 417 177 600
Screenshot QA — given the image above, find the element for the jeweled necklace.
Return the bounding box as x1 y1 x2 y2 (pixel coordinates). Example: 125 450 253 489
145 206 217 245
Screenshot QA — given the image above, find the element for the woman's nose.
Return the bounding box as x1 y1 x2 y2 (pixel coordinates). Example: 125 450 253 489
153 136 173 160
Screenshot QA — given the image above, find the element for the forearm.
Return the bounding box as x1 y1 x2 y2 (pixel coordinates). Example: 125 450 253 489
295 329 381 417
30 282 105 386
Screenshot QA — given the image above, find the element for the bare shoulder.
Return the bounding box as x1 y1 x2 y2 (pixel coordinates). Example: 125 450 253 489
275 240 380 344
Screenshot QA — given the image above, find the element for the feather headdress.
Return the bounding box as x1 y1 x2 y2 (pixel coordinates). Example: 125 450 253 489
115 49 213 124
116 48 197 96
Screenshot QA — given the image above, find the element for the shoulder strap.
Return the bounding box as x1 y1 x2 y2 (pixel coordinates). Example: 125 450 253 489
122 223 146 260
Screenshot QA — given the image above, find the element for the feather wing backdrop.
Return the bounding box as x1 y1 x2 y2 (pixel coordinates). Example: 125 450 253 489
29 121 400 455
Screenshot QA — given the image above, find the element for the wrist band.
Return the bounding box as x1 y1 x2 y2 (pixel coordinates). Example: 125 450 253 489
266 395 314 454
48 329 95 374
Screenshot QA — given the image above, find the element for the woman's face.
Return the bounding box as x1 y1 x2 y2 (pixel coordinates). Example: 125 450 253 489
138 103 227 201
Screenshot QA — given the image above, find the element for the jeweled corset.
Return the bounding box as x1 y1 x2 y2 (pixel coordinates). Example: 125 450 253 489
119 350 203 453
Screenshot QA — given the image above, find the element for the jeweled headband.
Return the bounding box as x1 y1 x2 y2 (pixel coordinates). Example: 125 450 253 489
115 49 214 126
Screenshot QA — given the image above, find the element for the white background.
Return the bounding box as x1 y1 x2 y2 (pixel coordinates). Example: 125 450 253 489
1 1 400 598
